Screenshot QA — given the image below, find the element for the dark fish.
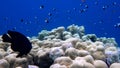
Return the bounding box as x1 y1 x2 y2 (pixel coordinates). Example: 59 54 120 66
20 19 24 22
113 2 117 5
52 8 56 11
3 17 8 21
48 13 52 16
45 19 49 23
40 5 44 9
114 23 120 28
81 0 86 3
2 30 32 57
94 1 98 5
80 9 86 13
102 5 109 10
85 5 88 8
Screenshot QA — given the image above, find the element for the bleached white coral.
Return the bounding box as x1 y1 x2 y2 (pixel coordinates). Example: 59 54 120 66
38 30 50 40
110 63 120 68
0 59 9 68
61 42 73 51
105 46 120 65
14 58 28 68
54 57 73 67
77 50 90 57
65 47 78 59
82 34 97 42
50 63 67 68
97 37 118 46
67 24 85 37
75 42 87 50
0 24 120 68
94 60 108 68
49 47 65 60
70 60 95 68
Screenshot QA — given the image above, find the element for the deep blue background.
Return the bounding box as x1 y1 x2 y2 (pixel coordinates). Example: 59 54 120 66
0 0 120 45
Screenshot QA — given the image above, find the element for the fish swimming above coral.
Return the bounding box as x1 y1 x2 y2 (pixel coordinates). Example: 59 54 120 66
2 30 32 57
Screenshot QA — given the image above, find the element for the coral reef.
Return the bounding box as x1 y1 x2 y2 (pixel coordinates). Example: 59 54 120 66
0 24 120 68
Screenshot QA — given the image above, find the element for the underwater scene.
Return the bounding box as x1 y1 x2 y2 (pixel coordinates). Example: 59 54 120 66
0 0 120 68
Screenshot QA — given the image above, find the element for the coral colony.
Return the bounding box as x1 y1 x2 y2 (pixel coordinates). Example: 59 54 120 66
0 24 120 68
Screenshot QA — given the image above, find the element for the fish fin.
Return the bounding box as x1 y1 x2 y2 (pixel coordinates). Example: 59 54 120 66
16 53 23 58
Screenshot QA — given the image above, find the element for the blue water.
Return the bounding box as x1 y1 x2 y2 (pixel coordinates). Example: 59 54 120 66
0 0 120 45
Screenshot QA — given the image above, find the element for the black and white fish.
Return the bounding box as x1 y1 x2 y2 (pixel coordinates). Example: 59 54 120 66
2 30 32 57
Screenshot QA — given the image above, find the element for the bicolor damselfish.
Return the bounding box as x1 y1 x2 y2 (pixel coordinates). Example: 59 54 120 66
2 30 32 57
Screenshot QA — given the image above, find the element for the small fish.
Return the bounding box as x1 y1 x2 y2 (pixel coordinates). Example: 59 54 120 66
102 5 109 10
48 12 52 16
40 5 44 9
20 19 24 22
45 19 49 23
52 8 56 11
2 30 32 57
81 0 86 3
85 5 88 8
114 23 120 28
